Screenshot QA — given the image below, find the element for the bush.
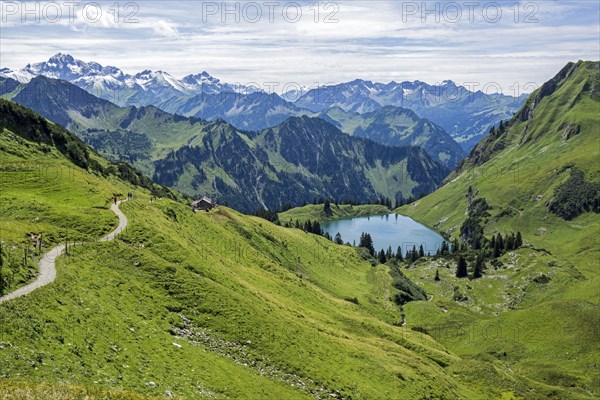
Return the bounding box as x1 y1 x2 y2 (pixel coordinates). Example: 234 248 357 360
548 167 600 220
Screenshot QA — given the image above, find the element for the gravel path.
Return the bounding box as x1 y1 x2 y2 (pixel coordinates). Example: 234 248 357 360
0 200 128 303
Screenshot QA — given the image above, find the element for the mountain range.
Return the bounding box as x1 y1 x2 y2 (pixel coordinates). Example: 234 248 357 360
319 106 466 168
0 60 598 399
0 75 448 211
1 53 527 151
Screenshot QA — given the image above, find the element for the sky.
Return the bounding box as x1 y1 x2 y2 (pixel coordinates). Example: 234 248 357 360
1 0 599 94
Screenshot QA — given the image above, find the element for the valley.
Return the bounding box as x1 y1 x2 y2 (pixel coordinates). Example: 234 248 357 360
0 25 598 400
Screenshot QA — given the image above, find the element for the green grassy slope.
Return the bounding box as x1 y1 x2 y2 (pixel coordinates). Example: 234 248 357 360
0 100 499 399
279 203 391 224
2 77 449 213
396 61 600 398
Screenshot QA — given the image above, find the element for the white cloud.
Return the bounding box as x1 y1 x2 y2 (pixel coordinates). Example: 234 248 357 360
0 0 598 91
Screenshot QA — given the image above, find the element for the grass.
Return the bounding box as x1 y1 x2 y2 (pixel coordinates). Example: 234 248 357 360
0 122 486 399
278 203 391 224
0 380 159 400
395 61 600 398
0 62 598 398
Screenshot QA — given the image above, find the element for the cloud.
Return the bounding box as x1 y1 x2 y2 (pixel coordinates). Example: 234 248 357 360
0 0 598 91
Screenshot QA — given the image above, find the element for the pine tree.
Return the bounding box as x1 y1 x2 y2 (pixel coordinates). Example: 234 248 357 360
324 200 332 216
359 233 375 256
419 245 425 258
472 255 484 279
506 233 515 251
411 245 418 262
456 256 468 278
378 249 387 264
494 233 504 258
334 232 343 245
496 233 504 250
441 241 450 256
515 231 523 248
434 269 440 281
396 246 403 261
386 246 393 260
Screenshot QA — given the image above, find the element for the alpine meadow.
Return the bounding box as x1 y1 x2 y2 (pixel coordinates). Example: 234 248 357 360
0 1 598 400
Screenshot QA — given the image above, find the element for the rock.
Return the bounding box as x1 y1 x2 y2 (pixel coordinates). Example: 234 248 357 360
129 328 135 333
147 381 156 388
173 342 182 348
165 390 174 398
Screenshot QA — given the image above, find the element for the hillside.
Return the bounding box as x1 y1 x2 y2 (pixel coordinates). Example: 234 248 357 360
0 99 506 399
154 116 448 211
1 76 449 212
319 106 465 168
0 75 209 176
279 203 391 224
396 61 600 397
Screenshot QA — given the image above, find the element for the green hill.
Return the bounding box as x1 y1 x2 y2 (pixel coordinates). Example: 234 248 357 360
396 61 600 397
278 203 391 224
0 99 487 399
1 57 598 399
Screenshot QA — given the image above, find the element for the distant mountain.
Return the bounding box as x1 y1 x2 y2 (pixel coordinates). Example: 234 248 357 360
319 105 465 168
0 53 300 132
159 91 305 132
294 79 527 150
0 53 256 106
2 54 527 150
1 75 448 212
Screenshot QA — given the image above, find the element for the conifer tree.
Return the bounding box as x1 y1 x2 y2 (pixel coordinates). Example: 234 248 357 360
396 246 403 261
494 233 504 258
441 241 450 256
419 245 425 258
378 249 387 264
472 255 484 279
506 233 515 251
411 245 418 262
434 269 440 281
324 200 332 216
359 233 375 256
386 246 393 260
515 231 523 248
456 256 468 278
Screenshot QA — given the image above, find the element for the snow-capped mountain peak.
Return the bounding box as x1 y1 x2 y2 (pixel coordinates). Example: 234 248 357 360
1 53 261 98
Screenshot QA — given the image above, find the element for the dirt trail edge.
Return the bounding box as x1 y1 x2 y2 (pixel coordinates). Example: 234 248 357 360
0 200 128 303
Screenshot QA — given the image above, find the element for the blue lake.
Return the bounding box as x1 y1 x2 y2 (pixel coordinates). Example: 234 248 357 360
321 214 447 255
